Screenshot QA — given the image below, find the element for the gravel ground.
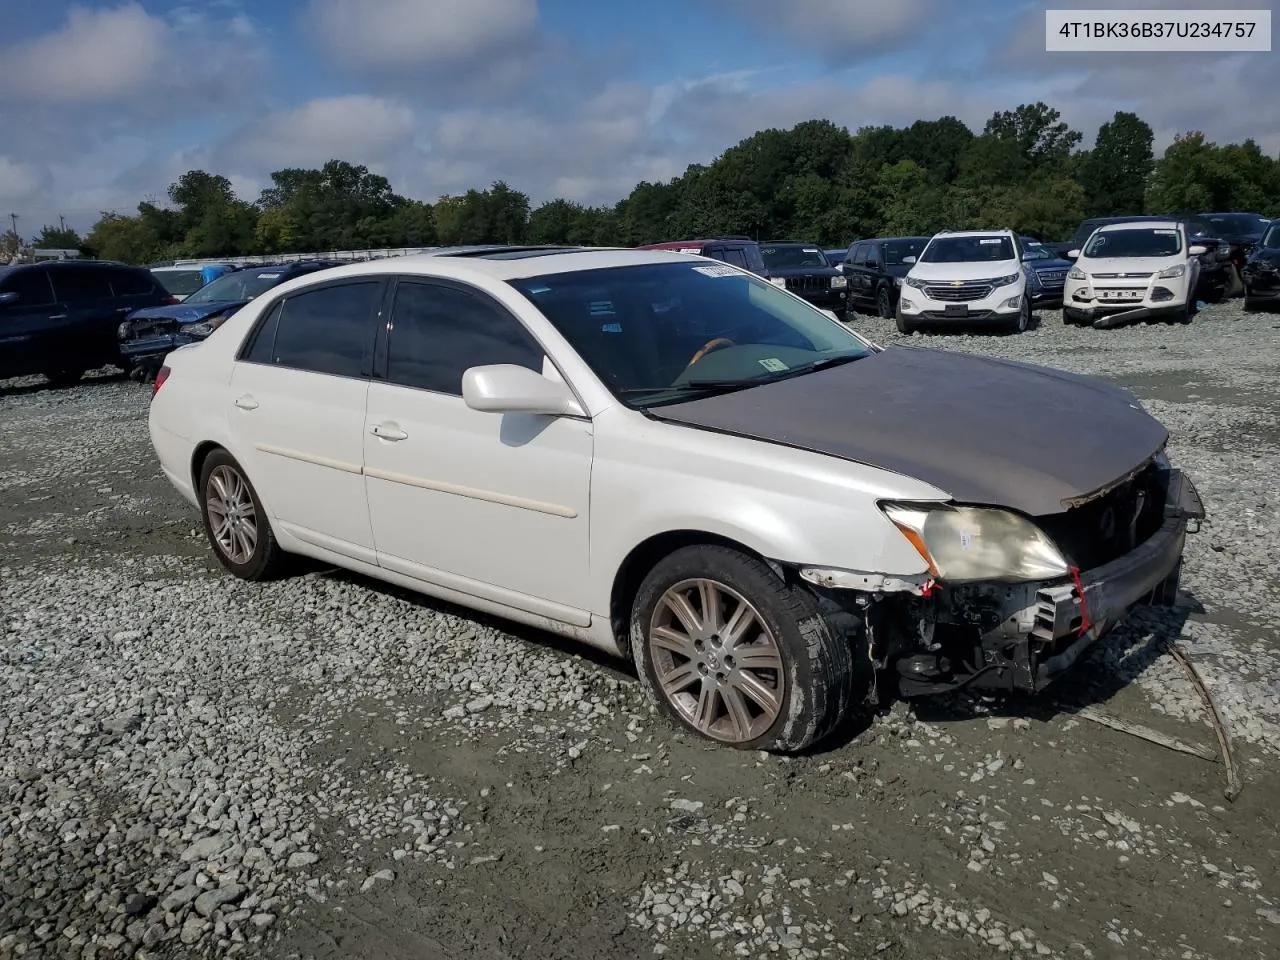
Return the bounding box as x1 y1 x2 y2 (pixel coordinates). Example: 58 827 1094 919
2 300 1278 960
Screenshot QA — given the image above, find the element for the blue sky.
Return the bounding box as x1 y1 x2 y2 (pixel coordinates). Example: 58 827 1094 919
0 0 1276 235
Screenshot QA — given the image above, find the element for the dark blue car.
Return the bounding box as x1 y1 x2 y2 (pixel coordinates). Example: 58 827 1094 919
1020 237 1073 309
119 260 342 377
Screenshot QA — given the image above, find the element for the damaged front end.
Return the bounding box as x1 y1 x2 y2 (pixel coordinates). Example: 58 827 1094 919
118 315 226 380
801 456 1204 700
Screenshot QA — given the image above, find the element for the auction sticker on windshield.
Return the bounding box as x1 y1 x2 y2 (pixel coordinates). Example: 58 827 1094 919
257 273 280 278
758 358 788 372
692 264 739 277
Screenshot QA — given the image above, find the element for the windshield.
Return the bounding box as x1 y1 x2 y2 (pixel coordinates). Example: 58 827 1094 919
920 236 1015 263
1261 223 1280 249
1205 214 1267 235
184 268 287 304
509 262 873 408
151 269 207 297
760 245 829 269
1020 241 1054 261
1084 228 1182 258
882 238 927 265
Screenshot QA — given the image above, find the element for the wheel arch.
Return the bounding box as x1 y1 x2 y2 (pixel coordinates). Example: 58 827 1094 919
609 529 785 660
190 440 226 494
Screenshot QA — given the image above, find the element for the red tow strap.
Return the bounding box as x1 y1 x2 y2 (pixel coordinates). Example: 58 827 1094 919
1069 566 1092 636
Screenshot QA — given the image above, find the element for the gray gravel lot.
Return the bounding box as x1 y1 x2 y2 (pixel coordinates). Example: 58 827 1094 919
2 302 1278 960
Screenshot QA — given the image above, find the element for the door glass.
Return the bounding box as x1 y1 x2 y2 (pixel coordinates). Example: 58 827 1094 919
50 267 114 303
385 281 544 396
851 243 868 266
720 248 748 268
0 268 55 307
241 301 284 364
270 281 380 378
110 267 158 297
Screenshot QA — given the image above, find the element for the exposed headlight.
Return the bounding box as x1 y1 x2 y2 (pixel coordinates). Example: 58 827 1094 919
904 276 928 290
117 322 131 339
185 315 228 338
1157 263 1186 279
880 502 1070 583
830 276 847 288
1067 266 1086 280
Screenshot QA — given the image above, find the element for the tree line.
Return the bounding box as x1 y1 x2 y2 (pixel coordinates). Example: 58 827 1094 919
10 101 1280 265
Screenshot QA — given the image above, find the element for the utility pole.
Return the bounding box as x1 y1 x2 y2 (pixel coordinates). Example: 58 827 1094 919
59 214 66 232
8 213 16 235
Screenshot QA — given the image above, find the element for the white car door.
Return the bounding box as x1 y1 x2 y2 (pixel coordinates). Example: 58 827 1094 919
362 277 594 625
227 277 385 565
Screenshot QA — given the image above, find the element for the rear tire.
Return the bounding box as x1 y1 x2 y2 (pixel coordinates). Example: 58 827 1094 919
198 449 289 581
44 368 86 387
630 545 856 754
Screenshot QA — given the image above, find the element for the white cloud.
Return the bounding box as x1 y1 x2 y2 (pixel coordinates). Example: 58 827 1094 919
0 157 47 203
729 0 939 62
307 0 538 68
223 97 418 171
0 4 167 103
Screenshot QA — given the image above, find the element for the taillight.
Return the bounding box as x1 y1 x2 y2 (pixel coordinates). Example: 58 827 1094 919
152 365 171 397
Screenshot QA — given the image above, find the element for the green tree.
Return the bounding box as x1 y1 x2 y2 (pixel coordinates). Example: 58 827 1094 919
31 225 83 250
983 101 1082 172
1078 111 1153 216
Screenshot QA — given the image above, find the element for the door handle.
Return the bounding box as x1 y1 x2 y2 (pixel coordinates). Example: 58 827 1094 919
234 396 259 410
370 423 408 441
47 314 68 320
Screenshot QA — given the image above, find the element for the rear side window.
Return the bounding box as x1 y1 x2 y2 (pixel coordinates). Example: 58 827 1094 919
110 268 157 297
268 281 380 378
720 247 748 268
241 301 283 364
51 267 114 303
0 268 55 307
385 281 543 395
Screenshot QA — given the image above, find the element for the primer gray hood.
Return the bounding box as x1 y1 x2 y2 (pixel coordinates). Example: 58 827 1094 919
648 346 1168 517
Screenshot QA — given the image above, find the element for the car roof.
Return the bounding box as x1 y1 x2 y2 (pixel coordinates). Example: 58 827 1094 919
271 247 713 284
930 229 1013 238
1095 219 1181 232
760 240 822 246
638 238 755 249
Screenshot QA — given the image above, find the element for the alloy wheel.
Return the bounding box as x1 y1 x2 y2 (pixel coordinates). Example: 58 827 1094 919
205 464 258 565
647 578 785 744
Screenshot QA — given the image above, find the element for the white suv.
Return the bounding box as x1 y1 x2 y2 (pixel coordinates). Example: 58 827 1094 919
147 245 1202 754
897 229 1031 335
1063 220 1203 328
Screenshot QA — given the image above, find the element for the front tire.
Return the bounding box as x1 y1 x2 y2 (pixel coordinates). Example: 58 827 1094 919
630 545 855 753
876 286 893 318
895 311 917 335
1008 296 1030 333
198 449 288 581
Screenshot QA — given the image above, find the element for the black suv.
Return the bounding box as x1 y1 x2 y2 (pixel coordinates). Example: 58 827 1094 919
0 260 175 386
1061 216 1233 300
758 241 846 310
841 236 930 318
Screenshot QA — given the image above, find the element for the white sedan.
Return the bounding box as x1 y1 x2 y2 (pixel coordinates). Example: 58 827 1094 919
1063 220 1204 327
148 246 1202 753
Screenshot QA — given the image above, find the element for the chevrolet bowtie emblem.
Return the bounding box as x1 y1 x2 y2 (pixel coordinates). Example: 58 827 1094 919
951 280 963 285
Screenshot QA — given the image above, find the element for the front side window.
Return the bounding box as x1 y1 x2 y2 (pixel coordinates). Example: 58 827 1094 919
268 281 380 378
850 243 868 266
1083 228 1182 259
1260 223 1280 249
385 281 544 395
0 268 54 307
509 262 873 408
882 238 927 265
151 270 206 297
920 236 1016 263
50 267 114 303
720 248 748 268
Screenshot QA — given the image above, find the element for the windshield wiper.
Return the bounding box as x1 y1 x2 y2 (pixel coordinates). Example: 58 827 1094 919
687 352 865 388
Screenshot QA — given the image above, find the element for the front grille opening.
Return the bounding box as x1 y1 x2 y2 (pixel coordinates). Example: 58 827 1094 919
1036 461 1169 569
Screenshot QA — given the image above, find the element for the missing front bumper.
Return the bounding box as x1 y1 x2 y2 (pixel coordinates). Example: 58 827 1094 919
893 469 1203 696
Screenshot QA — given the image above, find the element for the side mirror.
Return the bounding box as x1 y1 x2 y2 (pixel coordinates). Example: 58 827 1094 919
1021 251 1034 260
1066 249 1081 259
1188 244 1207 256
461 364 584 417
0 291 17 306
902 255 916 264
